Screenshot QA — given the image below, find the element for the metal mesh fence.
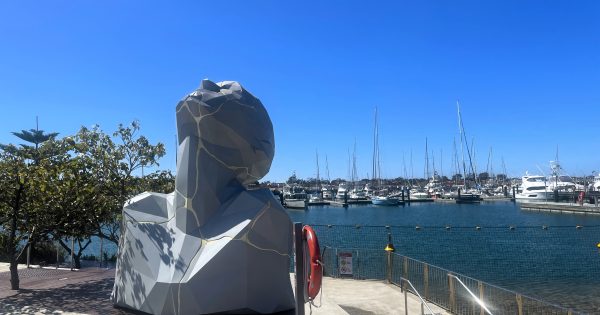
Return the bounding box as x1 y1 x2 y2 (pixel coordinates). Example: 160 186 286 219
303 224 600 314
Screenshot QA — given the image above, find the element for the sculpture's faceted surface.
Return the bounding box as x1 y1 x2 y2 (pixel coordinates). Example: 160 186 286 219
111 80 295 314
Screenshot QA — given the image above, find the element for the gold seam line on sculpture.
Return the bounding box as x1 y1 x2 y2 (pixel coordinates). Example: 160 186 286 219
248 201 270 230
175 98 226 203
235 239 290 257
199 144 257 181
202 235 290 257
189 99 227 202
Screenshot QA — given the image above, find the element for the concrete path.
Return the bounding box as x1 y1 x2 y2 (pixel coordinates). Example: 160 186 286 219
306 277 448 315
0 267 448 314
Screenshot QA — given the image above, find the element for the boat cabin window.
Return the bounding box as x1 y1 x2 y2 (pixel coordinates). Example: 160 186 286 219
526 186 546 191
526 177 545 182
558 176 573 182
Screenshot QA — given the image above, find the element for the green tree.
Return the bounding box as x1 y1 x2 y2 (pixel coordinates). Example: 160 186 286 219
0 143 59 289
12 129 59 150
72 122 165 245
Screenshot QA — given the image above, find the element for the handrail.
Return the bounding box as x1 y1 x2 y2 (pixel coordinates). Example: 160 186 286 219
398 276 436 315
448 274 493 315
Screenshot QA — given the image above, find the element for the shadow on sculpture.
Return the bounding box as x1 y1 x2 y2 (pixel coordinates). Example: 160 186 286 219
112 80 295 314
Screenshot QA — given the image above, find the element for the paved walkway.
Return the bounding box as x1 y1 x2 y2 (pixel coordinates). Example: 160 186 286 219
0 267 448 314
306 277 448 314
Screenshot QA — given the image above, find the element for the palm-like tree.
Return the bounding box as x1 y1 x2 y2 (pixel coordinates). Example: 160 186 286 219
9 118 59 162
12 128 59 150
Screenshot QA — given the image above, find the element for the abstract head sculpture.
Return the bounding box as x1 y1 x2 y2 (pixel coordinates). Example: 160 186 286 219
176 80 274 184
112 80 295 314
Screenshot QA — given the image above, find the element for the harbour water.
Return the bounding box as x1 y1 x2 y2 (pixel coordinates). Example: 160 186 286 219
288 201 600 313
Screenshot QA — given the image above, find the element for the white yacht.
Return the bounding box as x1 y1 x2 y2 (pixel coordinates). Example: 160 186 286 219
425 172 444 197
348 187 368 200
321 186 333 199
594 174 600 191
283 185 307 209
516 174 552 200
372 195 400 206
336 182 349 200
410 188 430 200
546 161 583 192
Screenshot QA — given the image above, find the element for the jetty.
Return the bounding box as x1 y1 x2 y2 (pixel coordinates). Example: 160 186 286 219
518 201 600 215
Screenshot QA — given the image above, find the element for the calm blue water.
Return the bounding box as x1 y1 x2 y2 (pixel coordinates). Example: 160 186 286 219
287 201 600 313
287 200 600 227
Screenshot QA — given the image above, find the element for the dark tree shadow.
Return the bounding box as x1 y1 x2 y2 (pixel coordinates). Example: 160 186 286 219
0 277 134 314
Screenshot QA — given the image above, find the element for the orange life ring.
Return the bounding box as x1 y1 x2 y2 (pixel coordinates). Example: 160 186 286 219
303 225 322 301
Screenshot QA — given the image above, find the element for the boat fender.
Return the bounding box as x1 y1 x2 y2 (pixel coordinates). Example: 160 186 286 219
303 225 323 301
578 192 585 205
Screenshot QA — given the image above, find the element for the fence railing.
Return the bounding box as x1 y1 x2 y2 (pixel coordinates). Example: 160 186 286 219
316 246 579 315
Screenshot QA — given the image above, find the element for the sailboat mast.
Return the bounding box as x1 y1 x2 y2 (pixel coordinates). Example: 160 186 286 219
372 107 379 186
315 150 320 191
440 149 443 180
457 101 478 188
457 102 468 187
325 155 331 183
425 137 430 180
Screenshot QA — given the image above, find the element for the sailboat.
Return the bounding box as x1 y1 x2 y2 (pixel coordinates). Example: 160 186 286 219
370 107 400 206
455 101 481 204
309 150 325 203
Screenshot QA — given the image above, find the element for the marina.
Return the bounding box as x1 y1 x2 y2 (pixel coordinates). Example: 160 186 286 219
285 201 600 313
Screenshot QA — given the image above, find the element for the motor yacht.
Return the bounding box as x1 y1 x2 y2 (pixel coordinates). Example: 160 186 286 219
515 174 552 200
336 182 349 200
283 185 308 209
371 195 400 206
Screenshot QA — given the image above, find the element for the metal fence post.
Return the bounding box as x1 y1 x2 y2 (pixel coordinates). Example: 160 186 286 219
387 251 392 283
516 293 523 315
294 223 305 315
448 273 456 313
100 236 104 268
56 239 60 269
424 264 429 300
403 256 408 279
70 237 74 271
478 281 484 315
404 281 409 315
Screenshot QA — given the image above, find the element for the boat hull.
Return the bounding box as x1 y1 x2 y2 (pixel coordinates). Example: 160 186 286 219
285 199 306 209
372 197 399 206
455 194 481 204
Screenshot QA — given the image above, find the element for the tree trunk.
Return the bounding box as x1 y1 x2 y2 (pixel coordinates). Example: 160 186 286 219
74 254 82 269
8 183 24 290
9 257 19 290
58 238 92 269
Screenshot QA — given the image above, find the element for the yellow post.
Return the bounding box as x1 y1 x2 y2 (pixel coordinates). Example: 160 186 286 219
384 233 395 284
516 294 523 315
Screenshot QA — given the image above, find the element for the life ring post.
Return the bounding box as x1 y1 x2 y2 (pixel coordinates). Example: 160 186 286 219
302 225 323 302
293 222 305 315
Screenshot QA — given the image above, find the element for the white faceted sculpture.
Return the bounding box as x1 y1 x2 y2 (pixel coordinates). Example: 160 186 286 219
111 80 295 314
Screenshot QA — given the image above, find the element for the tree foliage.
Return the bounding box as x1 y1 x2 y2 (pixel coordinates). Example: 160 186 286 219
1 121 168 285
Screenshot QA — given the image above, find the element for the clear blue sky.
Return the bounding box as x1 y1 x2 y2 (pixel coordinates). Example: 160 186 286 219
1 1 598 182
